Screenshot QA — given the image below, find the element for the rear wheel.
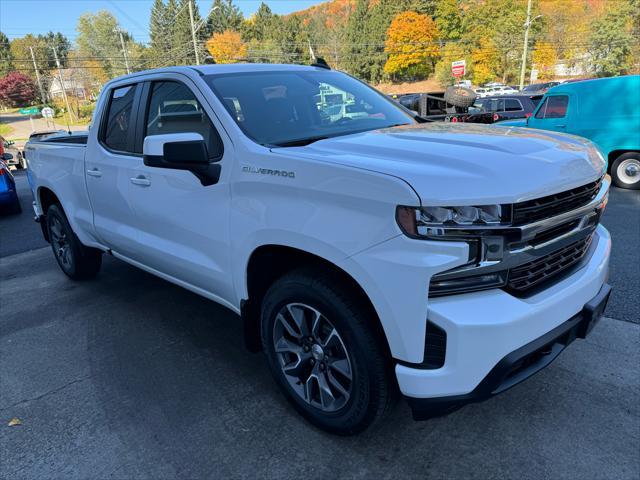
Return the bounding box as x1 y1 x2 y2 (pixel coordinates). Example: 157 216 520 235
611 153 640 190
46 204 102 279
261 269 396 435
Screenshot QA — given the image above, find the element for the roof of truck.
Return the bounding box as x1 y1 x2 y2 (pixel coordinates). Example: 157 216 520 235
109 63 332 84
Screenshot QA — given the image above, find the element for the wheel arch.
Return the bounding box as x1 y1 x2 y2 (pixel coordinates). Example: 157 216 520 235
36 186 63 243
241 244 392 361
38 186 62 214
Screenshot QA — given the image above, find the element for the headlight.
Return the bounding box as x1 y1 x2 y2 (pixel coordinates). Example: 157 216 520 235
396 205 509 238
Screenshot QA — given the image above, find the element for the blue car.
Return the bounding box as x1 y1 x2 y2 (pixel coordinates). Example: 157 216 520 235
0 156 21 214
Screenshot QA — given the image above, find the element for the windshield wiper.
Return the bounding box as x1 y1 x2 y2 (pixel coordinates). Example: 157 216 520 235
270 135 330 148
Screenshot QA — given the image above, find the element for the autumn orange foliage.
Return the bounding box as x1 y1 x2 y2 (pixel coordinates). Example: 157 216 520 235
383 11 439 76
206 30 247 64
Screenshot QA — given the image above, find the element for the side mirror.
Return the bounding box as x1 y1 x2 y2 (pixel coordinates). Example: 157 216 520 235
2 152 14 161
143 133 221 186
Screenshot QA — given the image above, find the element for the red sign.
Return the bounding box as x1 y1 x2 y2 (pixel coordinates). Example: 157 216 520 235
451 60 466 77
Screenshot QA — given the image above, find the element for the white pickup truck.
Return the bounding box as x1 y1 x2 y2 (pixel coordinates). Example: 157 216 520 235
26 64 612 435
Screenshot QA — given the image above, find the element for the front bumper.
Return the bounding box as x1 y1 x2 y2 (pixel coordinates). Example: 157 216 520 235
396 224 611 411
407 282 611 419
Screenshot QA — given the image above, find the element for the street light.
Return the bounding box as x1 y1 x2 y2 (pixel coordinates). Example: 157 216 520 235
518 0 543 90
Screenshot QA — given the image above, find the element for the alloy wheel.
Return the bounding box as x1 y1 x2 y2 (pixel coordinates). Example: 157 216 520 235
49 216 73 269
272 303 353 412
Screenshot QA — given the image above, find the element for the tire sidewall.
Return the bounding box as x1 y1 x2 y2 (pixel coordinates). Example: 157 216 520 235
261 276 381 434
46 205 79 277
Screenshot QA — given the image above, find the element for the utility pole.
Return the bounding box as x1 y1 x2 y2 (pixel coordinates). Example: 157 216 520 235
188 0 200 65
116 29 131 74
51 46 74 125
519 0 543 90
29 46 47 105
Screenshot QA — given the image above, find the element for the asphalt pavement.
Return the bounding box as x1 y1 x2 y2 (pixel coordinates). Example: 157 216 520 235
1 170 639 479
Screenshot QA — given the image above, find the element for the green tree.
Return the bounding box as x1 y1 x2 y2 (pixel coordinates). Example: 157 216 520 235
434 0 464 41
205 0 243 36
244 2 276 42
1 32 15 77
434 43 470 85
77 11 136 77
588 3 635 76
150 0 172 66
172 0 200 64
344 0 372 80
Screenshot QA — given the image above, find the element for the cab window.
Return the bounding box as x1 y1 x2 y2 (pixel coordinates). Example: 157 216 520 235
102 84 138 153
145 81 223 159
535 95 568 119
504 98 523 111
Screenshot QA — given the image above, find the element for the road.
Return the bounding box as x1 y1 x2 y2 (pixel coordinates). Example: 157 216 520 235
0 112 61 141
1 170 639 479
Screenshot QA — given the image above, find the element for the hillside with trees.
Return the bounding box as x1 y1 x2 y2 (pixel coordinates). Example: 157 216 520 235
0 0 638 112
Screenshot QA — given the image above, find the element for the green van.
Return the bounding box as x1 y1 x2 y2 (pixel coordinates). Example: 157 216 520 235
501 76 640 189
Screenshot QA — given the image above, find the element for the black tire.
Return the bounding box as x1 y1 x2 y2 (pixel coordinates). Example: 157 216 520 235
444 86 477 108
261 269 397 435
610 152 640 190
46 204 102 279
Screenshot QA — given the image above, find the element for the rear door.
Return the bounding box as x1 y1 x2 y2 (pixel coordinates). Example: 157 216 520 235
85 82 142 258
125 76 235 303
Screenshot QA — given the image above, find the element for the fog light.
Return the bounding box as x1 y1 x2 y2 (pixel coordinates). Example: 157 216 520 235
429 271 508 297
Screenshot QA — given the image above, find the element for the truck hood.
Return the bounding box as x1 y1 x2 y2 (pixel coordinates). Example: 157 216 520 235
272 123 606 205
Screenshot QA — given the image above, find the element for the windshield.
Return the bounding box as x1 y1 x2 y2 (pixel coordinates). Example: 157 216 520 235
205 70 414 146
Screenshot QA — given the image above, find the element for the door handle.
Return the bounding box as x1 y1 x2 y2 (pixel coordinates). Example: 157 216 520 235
556 124 567 128
130 175 151 187
86 168 102 177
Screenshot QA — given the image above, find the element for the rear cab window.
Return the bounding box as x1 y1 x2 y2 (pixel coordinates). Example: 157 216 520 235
101 84 139 153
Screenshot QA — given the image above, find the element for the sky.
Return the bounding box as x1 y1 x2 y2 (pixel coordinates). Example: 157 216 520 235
0 0 324 42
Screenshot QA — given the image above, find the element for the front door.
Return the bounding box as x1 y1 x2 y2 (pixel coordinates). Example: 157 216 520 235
126 77 235 304
528 94 572 132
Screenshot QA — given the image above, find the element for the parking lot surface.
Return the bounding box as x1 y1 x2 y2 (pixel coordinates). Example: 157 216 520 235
1 170 639 479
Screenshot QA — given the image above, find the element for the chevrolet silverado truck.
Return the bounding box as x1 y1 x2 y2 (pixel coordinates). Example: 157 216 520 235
26 64 612 435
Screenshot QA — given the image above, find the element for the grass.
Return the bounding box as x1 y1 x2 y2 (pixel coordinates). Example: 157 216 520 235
0 123 15 137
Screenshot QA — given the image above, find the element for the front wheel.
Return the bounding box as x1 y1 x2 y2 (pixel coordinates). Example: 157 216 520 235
611 153 640 190
261 269 396 435
46 204 102 279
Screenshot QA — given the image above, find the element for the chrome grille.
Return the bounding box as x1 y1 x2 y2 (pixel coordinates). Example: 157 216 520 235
507 234 594 295
512 178 602 225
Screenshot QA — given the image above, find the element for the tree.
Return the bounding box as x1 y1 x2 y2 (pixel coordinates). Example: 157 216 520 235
344 0 372 80
383 11 439 80
77 11 131 77
588 3 634 76
434 42 470 86
0 71 38 108
0 32 14 77
206 30 247 63
150 0 172 66
205 0 243 36
9 32 70 84
173 0 199 64
244 2 276 42
434 0 464 41
532 41 557 80
471 38 500 85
